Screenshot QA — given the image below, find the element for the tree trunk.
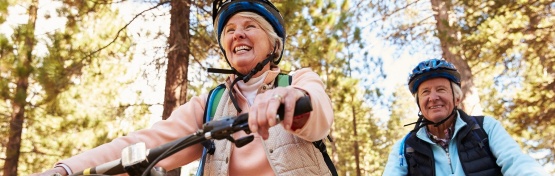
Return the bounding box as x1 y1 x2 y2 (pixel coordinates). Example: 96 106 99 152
351 104 361 176
163 0 191 119
430 0 483 115
162 0 191 175
3 0 37 175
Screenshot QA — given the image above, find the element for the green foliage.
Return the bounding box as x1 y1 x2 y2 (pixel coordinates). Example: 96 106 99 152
0 34 14 100
459 0 555 166
22 60 150 174
0 0 148 175
366 0 439 56
278 1 389 175
0 0 9 24
278 1 391 175
331 78 376 175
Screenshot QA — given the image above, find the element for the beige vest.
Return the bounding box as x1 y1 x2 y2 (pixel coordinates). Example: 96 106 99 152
203 88 331 176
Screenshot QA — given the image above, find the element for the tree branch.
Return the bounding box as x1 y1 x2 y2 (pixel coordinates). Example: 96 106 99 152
84 1 171 60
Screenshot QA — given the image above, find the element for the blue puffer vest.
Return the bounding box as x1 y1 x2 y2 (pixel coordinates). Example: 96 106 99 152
404 110 502 176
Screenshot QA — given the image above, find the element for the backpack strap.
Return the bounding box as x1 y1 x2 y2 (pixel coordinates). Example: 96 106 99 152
207 84 226 121
399 132 412 166
275 73 292 87
196 84 225 176
313 136 338 176
468 116 486 147
469 116 496 160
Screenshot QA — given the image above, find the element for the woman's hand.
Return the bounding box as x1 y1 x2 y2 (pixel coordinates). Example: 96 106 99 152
248 87 308 140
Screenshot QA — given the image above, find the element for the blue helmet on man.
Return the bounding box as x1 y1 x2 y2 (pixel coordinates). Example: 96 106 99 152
407 59 461 94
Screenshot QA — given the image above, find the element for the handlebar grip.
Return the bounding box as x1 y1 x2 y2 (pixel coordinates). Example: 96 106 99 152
234 95 312 123
277 95 312 121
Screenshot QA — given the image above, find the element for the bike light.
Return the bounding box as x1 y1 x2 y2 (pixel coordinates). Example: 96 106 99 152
121 142 149 175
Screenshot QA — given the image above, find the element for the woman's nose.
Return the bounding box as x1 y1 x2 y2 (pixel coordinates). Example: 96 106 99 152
233 29 245 40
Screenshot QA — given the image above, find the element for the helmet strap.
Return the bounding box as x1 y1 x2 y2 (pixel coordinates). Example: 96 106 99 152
210 44 278 113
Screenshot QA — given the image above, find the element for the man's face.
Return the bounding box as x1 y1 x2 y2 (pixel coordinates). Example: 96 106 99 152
417 78 459 123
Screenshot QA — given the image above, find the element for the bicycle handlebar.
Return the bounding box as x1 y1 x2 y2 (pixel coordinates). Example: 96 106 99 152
70 96 312 176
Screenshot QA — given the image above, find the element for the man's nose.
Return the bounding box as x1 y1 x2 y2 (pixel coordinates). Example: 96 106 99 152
428 93 439 102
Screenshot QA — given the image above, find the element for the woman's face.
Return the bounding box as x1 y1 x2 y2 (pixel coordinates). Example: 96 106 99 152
222 14 272 75
417 78 460 123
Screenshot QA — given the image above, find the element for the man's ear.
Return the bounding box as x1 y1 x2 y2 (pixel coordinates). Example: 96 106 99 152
455 97 462 106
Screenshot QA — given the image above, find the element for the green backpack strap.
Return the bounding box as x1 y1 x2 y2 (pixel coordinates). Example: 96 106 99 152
208 85 226 120
197 83 225 176
275 73 292 87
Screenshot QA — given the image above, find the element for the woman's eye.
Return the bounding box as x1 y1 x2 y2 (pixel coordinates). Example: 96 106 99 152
247 24 256 29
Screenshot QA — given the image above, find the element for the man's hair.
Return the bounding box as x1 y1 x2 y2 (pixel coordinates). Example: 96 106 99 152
452 82 463 104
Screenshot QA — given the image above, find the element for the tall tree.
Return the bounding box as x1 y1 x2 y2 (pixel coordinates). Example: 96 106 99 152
429 0 482 114
0 0 141 174
3 0 38 175
332 78 368 176
162 0 191 121
162 0 191 175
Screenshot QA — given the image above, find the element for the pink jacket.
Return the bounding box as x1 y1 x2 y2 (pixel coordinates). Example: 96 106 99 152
58 68 334 175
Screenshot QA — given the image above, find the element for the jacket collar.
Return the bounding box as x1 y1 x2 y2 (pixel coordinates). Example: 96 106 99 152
416 110 467 145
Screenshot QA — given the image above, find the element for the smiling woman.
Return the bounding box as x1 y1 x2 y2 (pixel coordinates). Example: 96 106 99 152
33 0 336 176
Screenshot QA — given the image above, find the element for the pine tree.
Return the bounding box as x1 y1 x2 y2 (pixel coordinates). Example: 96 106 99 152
0 0 143 174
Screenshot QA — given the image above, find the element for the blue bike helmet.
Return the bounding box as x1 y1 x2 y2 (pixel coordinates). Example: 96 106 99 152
212 0 286 65
408 59 461 94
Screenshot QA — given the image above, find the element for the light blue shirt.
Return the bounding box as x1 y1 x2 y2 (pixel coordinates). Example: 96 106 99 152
383 113 549 176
